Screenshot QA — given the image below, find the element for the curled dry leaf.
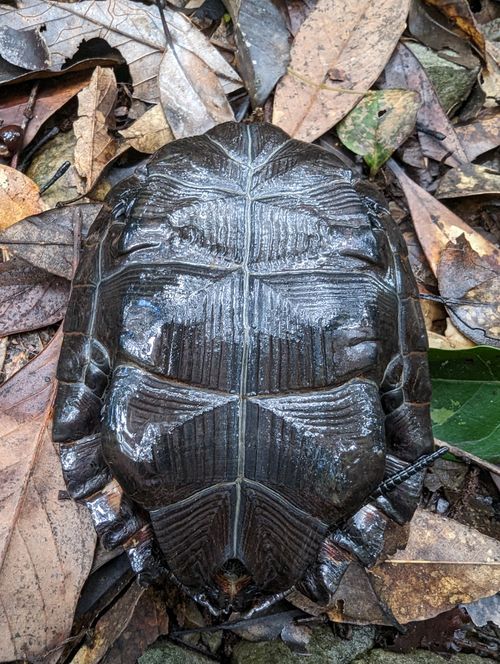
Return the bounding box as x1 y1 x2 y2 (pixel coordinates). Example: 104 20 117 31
370 508 500 623
0 71 92 149
0 258 69 335
0 164 46 231
390 160 500 347
381 43 468 167
337 89 420 175
272 0 410 142
0 203 102 280
158 43 235 139
436 162 500 198
0 0 240 103
74 67 126 194
224 0 290 107
0 330 96 661
119 105 174 154
455 113 500 161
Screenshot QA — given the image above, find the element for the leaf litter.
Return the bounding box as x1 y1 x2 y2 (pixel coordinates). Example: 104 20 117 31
0 0 498 660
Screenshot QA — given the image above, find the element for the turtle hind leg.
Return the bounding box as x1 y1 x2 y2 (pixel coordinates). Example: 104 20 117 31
296 538 353 605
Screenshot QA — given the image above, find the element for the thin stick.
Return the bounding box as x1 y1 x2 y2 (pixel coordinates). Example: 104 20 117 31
11 81 39 170
39 161 71 194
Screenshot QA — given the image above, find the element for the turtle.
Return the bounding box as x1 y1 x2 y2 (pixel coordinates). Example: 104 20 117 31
53 122 434 616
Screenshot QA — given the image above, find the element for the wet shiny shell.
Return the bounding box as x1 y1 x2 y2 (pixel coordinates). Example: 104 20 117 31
53 123 432 602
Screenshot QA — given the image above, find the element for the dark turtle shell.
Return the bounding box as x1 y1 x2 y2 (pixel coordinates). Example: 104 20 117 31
53 122 433 614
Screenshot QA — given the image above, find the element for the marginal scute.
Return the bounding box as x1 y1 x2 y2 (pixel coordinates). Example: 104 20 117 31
53 122 434 612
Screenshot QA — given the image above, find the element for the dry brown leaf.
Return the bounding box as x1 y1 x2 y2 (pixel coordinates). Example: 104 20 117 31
428 320 476 350
437 235 500 347
390 160 500 346
119 105 174 154
0 165 46 231
455 113 500 161
0 203 102 280
389 159 498 273
0 330 96 661
370 508 500 623
225 0 290 107
0 258 69 335
436 163 500 198
482 42 500 106
159 44 235 138
272 0 410 142
71 585 169 664
74 67 126 194
0 71 92 149
0 0 241 103
326 563 397 626
381 43 468 167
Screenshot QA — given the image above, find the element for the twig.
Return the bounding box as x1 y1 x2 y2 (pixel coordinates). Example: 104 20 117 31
39 161 71 194
11 81 39 170
435 438 500 476
416 121 446 141
18 126 59 172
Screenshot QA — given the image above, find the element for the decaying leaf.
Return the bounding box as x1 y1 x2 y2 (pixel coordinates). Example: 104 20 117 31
97 587 169 664
0 24 50 71
0 71 92 149
389 160 498 272
428 319 476 351
424 0 500 104
26 128 84 208
337 89 420 175
390 160 500 347
430 346 500 463
437 235 500 347
326 563 397 626
0 331 96 661
71 584 145 664
0 258 69 335
0 164 46 231
370 508 500 624
159 42 234 139
408 0 479 69
119 105 174 154
436 163 500 198
0 203 102 279
455 113 500 161
224 0 290 107
272 0 410 142
74 67 126 193
381 43 468 166
0 0 241 103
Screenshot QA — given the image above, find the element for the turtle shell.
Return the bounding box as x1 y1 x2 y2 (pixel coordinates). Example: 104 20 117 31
53 122 433 613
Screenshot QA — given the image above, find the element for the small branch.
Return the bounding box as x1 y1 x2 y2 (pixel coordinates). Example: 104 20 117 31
11 81 40 170
39 161 71 194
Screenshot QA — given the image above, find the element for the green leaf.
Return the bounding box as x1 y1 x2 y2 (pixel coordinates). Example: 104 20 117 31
337 89 420 175
429 346 500 464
